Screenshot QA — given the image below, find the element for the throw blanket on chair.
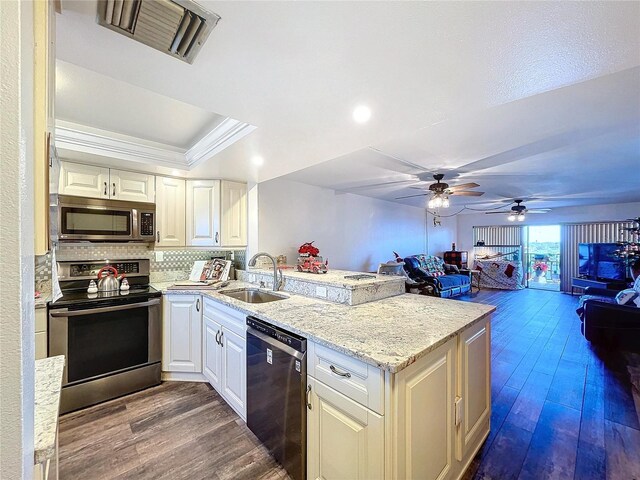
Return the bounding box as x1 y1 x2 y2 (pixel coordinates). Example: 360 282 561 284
475 259 524 290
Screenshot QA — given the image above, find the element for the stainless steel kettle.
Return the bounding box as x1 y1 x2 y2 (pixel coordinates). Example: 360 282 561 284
96 266 124 292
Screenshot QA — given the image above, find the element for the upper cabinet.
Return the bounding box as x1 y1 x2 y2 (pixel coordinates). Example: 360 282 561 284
186 180 220 247
110 169 155 203
220 181 247 247
59 161 155 202
59 161 110 199
156 176 186 247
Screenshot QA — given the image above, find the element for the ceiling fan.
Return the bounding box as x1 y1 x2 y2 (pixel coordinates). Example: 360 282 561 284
484 199 550 221
396 173 484 208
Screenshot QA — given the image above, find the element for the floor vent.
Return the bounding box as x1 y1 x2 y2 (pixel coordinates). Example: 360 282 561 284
98 0 220 64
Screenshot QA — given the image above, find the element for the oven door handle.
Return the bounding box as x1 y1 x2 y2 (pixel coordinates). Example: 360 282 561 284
49 298 161 317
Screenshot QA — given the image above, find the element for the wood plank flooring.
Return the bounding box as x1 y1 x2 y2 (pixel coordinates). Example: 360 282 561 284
58 288 640 480
459 288 640 480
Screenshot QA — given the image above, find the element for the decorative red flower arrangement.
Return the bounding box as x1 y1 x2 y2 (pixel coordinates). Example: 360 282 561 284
533 262 549 272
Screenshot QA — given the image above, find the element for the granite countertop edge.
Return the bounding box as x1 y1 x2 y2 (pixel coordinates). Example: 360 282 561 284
34 355 65 464
241 268 405 291
154 281 496 374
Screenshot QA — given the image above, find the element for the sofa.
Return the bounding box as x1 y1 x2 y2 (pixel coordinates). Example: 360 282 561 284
403 254 472 298
578 287 640 350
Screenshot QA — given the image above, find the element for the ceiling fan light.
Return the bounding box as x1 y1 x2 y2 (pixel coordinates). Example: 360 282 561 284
442 197 450 208
427 199 435 209
507 214 516 222
433 196 443 208
517 214 525 222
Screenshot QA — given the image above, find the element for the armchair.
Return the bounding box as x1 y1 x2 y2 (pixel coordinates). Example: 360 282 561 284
403 254 472 298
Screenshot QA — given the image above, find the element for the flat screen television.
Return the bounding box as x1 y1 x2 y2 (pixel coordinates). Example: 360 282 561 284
578 243 628 281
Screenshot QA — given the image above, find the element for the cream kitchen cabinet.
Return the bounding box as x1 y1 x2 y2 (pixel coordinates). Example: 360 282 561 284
35 308 48 360
110 169 155 202
307 376 384 480
186 180 220 246
59 161 110 199
307 316 492 480
155 176 186 247
202 298 247 419
59 162 155 202
220 181 247 246
162 295 202 373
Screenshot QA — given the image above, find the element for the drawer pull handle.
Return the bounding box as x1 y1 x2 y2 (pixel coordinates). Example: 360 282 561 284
215 330 221 345
306 385 312 410
330 365 351 378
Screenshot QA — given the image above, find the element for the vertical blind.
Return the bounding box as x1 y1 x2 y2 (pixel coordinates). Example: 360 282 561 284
473 226 523 246
559 221 634 292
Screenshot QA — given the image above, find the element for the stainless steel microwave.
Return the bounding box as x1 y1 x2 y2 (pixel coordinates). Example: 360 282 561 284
56 195 156 242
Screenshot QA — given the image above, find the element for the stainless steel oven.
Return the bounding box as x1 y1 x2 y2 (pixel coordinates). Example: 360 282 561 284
49 259 162 413
56 195 156 242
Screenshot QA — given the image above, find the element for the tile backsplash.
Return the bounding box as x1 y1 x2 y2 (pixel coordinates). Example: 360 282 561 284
35 244 246 288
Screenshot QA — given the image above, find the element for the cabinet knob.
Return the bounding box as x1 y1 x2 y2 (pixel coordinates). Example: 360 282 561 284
215 232 219 244
112 182 116 197
104 181 108 196
196 298 200 312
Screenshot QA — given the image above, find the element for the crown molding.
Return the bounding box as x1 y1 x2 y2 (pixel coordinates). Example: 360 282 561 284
55 117 256 171
185 118 256 168
55 122 186 169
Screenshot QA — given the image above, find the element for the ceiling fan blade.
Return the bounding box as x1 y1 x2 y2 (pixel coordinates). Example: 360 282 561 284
484 211 511 214
526 210 551 214
447 182 480 191
338 179 418 191
450 191 485 196
395 193 430 200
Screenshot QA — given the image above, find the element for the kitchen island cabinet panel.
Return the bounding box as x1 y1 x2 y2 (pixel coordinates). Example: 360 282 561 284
307 376 384 480
221 327 246 417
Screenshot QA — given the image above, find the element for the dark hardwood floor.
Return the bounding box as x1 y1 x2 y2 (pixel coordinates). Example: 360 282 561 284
459 288 640 480
58 288 640 480
58 382 290 480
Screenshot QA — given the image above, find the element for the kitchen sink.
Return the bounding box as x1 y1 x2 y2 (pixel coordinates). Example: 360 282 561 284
220 288 288 304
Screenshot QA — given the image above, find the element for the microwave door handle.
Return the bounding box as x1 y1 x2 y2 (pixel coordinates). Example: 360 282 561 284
49 298 161 317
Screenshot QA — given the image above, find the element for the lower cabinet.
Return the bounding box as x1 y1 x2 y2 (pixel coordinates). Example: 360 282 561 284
162 295 202 372
202 298 247 419
307 316 492 480
307 376 384 480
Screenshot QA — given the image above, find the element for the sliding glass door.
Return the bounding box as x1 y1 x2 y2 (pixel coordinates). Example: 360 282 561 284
525 225 561 291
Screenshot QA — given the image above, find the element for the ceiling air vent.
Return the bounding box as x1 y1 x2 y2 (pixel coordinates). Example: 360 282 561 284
98 0 220 64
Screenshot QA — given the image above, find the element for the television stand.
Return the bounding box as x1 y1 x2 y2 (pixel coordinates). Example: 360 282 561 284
571 277 627 296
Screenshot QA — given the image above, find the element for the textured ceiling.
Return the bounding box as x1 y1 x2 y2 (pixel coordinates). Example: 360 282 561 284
56 1 640 201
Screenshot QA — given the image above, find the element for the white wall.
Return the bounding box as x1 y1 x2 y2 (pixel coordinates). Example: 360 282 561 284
257 179 427 272
426 213 458 257
456 201 640 253
1 1 36 478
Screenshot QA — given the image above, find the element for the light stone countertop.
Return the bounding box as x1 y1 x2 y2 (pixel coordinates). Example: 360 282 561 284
155 281 495 373
34 355 65 464
243 268 404 290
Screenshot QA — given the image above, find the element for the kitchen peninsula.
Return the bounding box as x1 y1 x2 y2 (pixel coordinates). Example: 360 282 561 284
158 270 495 480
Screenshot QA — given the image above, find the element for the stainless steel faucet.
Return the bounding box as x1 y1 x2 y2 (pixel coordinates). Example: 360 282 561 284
248 252 283 291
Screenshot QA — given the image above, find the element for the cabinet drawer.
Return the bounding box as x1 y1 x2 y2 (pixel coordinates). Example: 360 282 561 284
203 297 246 338
308 341 384 415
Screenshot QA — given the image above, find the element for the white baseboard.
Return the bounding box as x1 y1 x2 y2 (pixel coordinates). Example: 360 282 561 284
161 371 207 382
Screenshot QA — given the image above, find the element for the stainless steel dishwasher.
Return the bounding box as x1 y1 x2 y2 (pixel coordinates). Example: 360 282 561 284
246 316 307 480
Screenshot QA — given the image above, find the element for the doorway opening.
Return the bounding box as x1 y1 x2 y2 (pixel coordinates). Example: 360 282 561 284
525 225 561 291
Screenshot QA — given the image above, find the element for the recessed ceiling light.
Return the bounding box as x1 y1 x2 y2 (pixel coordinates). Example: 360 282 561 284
353 105 372 124
252 155 264 166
